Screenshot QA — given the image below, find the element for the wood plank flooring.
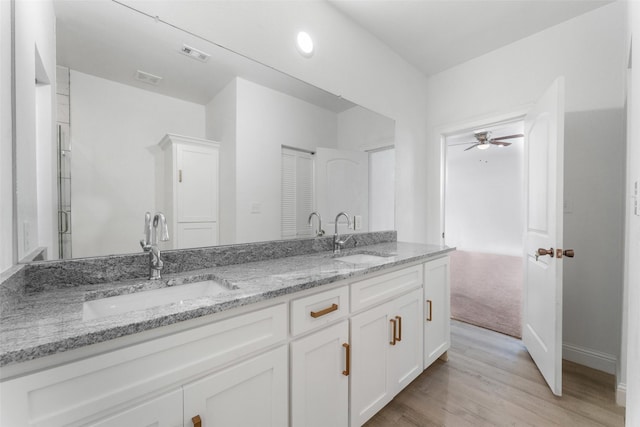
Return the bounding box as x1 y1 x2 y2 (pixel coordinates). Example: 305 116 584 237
365 320 625 427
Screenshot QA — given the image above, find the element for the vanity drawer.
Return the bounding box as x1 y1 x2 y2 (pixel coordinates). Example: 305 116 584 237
350 265 423 312
290 286 349 336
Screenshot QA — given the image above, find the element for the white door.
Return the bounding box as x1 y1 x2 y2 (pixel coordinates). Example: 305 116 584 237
522 77 565 396
388 288 423 392
176 143 218 223
350 302 392 427
183 346 288 427
423 256 451 368
315 147 368 233
290 321 349 427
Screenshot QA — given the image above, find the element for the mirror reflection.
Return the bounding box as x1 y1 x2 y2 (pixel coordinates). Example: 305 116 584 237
20 0 395 260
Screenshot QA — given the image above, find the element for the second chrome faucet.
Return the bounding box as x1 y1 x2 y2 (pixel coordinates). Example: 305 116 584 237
333 212 351 254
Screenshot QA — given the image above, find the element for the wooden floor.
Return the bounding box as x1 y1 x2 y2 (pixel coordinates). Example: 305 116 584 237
365 320 625 427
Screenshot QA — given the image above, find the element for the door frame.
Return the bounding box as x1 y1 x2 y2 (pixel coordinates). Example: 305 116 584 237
438 106 531 246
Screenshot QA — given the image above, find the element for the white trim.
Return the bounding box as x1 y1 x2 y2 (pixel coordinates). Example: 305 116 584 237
616 382 626 407
563 342 617 375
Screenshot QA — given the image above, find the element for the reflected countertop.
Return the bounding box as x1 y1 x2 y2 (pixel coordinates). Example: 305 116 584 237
0 241 453 369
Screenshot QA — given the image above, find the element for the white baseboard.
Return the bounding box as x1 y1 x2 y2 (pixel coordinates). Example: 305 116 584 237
563 343 617 375
616 382 627 407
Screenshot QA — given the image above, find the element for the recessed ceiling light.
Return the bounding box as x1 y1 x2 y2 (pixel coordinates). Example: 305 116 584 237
296 31 314 58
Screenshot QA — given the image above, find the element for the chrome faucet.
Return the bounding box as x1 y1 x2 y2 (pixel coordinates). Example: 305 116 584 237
140 211 170 280
308 211 325 237
333 212 351 254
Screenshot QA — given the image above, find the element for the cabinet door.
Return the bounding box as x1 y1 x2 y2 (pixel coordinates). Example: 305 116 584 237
424 256 451 368
350 302 392 427
183 346 287 427
291 321 349 427
86 389 183 427
176 143 218 223
388 288 424 393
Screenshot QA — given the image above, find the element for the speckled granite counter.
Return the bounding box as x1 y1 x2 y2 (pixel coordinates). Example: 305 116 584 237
0 240 452 368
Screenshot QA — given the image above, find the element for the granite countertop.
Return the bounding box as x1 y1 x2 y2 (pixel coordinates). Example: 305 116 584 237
0 241 452 368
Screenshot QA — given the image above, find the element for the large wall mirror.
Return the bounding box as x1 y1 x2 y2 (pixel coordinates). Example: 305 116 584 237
17 0 395 261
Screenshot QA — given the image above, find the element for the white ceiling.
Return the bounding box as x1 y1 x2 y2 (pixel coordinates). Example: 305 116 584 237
53 0 356 111
329 0 614 77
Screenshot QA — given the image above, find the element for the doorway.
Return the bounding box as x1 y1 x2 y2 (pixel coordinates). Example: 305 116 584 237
444 119 524 338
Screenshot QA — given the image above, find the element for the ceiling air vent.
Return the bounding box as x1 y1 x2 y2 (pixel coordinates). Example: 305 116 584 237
180 44 210 62
135 70 163 86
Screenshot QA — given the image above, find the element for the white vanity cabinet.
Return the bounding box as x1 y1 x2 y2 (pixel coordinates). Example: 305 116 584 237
0 304 287 427
158 134 220 249
423 255 451 368
1 254 451 427
349 265 424 427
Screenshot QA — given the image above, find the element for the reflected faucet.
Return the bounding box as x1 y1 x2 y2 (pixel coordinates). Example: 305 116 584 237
308 212 324 237
140 211 170 280
333 212 351 254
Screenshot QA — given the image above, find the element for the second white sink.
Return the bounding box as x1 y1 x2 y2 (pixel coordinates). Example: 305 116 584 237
83 280 230 321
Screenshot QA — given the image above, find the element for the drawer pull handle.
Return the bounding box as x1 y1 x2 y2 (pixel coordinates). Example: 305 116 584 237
342 342 350 376
396 315 402 342
310 303 338 318
192 415 202 427
390 318 397 345
426 299 433 321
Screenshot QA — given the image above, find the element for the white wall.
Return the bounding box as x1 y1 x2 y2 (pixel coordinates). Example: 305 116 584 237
624 0 640 419
425 2 627 375
206 79 237 246
70 71 205 257
14 0 56 262
445 141 523 256
122 0 430 245
337 106 395 152
235 78 337 243
0 0 13 272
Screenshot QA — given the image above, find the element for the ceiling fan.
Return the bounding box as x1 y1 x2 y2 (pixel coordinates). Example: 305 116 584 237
463 131 524 151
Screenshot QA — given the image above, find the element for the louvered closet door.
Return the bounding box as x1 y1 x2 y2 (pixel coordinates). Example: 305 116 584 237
281 148 314 238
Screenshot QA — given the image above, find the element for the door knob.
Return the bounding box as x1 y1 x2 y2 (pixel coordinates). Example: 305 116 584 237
556 248 575 258
536 248 554 260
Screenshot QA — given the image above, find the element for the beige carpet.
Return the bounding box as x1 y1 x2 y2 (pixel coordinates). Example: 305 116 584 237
449 250 522 338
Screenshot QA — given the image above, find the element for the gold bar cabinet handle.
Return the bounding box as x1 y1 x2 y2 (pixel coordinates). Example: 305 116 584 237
310 303 338 318
192 415 202 427
390 318 397 345
342 343 350 376
426 300 433 321
396 315 402 342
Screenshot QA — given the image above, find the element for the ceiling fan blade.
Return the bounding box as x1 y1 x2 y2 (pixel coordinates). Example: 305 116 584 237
464 143 480 151
490 141 512 147
449 141 479 147
490 133 524 142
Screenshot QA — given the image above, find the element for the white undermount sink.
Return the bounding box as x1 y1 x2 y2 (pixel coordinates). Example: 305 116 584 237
335 253 389 265
82 280 229 321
